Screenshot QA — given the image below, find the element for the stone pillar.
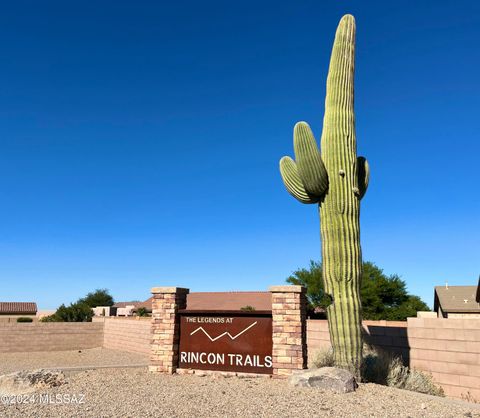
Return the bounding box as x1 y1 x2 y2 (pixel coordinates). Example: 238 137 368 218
270 285 307 377
149 287 189 374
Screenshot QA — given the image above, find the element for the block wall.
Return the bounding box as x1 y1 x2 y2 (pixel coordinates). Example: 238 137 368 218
307 318 480 402
407 318 480 402
97 317 151 355
0 322 104 353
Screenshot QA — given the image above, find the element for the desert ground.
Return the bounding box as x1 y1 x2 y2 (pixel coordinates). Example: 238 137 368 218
1 349 479 418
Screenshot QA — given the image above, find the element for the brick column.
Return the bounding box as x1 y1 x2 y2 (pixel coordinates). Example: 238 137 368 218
270 285 307 377
149 287 189 374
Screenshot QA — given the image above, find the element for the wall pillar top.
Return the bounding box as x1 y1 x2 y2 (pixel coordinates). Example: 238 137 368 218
269 285 306 293
151 287 190 294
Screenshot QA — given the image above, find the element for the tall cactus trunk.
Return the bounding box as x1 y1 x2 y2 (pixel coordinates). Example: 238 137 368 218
320 199 363 372
279 15 369 379
319 14 363 375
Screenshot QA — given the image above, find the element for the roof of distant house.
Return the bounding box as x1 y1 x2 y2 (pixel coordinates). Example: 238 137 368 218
112 301 142 308
434 285 480 313
0 302 37 315
136 291 272 312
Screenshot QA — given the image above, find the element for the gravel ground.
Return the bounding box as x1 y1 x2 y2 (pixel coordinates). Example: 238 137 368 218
0 348 148 374
1 367 479 418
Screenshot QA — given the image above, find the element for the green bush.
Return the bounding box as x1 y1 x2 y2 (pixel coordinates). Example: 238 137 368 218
40 302 93 322
40 314 57 322
16 317 33 323
43 289 115 322
136 307 149 317
240 305 256 312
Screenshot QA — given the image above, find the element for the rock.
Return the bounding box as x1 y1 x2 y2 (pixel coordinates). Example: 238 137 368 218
194 370 207 377
0 369 65 395
289 367 357 393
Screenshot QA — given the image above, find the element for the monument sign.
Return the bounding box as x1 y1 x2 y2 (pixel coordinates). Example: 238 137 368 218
178 310 273 374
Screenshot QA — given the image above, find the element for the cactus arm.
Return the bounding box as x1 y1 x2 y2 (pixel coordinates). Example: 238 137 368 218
279 157 320 204
294 122 329 196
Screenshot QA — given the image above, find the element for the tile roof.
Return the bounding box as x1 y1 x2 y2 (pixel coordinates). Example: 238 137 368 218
136 291 272 312
0 302 37 314
434 286 480 313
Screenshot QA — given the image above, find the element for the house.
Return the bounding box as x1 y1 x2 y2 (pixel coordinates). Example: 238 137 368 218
134 291 272 314
92 306 115 317
111 301 143 316
434 277 480 318
0 302 37 322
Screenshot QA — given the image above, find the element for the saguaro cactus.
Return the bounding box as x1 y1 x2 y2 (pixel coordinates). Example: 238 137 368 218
279 14 369 375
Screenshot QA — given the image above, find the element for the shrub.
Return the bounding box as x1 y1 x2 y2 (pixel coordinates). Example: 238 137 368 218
361 345 444 396
40 314 57 322
16 317 33 323
43 289 116 322
385 356 409 388
137 307 149 317
402 369 444 396
361 345 393 385
56 302 93 322
40 302 93 322
240 305 256 312
313 345 444 397
311 348 335 368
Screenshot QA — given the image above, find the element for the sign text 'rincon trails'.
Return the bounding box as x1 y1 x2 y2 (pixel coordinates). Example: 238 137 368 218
178 314 273 374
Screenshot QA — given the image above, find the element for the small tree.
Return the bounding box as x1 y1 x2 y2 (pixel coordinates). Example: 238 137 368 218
42 289 114 322
286 260 331 315
287 261 430 321
78 289 114 308
54 302 94 322
41 302 94 322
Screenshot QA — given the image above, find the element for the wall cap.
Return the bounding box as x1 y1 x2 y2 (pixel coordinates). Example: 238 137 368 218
151 287 190 294
269 285 305 293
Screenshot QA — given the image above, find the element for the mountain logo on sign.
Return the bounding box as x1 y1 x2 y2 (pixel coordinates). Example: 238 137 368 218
189 321 258 342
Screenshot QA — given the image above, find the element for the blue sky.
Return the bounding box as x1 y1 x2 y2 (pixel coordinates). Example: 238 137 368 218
0 1 479 309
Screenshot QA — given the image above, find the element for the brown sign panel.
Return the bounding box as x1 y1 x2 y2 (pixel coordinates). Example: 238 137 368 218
178 311 272 374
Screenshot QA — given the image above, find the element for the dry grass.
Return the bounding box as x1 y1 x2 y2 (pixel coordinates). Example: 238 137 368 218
311 345 444 397
461 392 480 404
310 348 336 368
362 345 444 397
